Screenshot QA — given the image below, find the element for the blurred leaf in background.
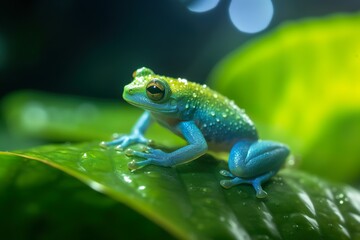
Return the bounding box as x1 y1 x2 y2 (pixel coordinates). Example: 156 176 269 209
209 13 360 183
1 91 184 147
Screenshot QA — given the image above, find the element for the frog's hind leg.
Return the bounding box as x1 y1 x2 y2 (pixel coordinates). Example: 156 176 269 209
220 140 289 198
220 171 276 198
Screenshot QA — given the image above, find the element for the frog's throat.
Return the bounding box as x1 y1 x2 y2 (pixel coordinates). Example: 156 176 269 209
127 101 178 114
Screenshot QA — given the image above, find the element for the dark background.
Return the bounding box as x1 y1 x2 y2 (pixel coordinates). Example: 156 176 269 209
1 0 360 100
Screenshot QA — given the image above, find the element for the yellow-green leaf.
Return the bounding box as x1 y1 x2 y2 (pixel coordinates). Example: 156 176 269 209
209 13 360 182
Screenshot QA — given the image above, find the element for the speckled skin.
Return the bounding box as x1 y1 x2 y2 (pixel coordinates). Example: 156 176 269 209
104 67 290 198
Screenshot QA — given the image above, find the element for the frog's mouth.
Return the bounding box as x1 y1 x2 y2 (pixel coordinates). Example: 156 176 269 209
124 96 178 114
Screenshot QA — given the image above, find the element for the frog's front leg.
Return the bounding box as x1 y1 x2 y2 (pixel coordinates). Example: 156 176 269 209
100 111 153 150
220 140 289 198
127 121 208 170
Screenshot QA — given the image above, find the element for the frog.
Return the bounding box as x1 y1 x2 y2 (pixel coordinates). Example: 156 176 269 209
101 67 290 198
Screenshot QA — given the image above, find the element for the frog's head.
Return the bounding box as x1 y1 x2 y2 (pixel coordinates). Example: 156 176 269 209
123 67 178 113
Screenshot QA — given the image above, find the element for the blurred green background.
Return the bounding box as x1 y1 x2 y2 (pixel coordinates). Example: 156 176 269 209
1 1 360 239
1 0 359 99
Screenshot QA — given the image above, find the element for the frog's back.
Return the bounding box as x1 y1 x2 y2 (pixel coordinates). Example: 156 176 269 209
174 81 258 151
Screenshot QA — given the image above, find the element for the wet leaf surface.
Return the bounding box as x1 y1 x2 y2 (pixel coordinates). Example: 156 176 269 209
1 142 360 239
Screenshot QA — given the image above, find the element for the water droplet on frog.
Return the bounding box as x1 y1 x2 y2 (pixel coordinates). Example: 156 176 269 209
216 118 220 122
185 103 189 109
138 185 146 190
210 111 215 116
81 153 88 159
339 200 344 205
203 123 207 128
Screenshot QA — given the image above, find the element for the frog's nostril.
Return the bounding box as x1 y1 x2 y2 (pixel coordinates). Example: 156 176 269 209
124 85 134 95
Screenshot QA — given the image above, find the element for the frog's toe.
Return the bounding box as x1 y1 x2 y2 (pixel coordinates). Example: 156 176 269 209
125 149 152 158
128 159 151 171
220 180 234 189
219 169 234 178
255 189 268 199
115 145 124 151
99 141 108 149
111 133 124 140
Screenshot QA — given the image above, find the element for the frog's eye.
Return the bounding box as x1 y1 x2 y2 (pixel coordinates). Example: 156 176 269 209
146 79 166 101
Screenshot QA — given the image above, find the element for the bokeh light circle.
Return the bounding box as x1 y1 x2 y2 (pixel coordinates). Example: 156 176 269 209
229 0 274 33
187 0 220 13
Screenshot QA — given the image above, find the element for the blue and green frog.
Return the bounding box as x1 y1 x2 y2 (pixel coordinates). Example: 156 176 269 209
102 67 289 198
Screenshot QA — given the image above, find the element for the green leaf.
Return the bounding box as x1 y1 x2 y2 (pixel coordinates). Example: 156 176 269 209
1 143 360 239
209 13 360 182
2 91 184 145
0 156 171 239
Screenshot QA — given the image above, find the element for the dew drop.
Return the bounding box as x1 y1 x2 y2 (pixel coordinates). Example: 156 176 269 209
88 181 105 193
336 193 344 199
193 93 197 97
210 111 215 116
222 113 227 118
122 174 132 183
293 224 299 229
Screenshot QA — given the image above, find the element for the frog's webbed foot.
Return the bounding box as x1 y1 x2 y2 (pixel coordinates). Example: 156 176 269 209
125 148 171 171
220 170 277 198
220 176 268 198
99 133 152 151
